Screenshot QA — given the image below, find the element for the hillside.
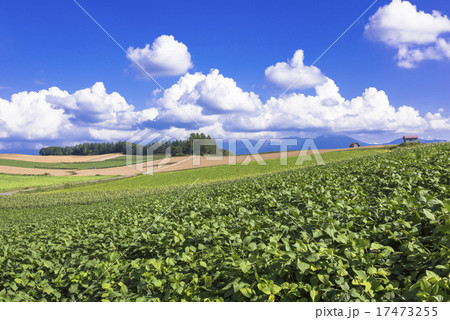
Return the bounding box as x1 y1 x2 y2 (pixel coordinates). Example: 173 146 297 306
0 143 448 301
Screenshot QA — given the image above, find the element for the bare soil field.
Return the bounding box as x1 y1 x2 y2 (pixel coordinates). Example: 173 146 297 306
139 148 349 175
0 153 122 163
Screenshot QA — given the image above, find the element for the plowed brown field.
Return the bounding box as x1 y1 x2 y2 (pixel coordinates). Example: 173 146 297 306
0 147 379 176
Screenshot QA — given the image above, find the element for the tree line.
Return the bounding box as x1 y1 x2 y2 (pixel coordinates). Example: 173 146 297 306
39 133 229 156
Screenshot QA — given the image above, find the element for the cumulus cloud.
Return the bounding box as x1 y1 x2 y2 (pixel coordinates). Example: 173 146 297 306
154 55 448 140
265 50 327 89
1 49 448 147
127 35 193 77
0 88 72 140
224 78 428 134
154 69 262 126
0 82 158 141
88 128 140 141
47 82 157 129
425 112 450 130
365 0 450 68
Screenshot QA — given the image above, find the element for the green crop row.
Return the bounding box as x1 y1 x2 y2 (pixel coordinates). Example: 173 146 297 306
0 143 448 301
0 174 118 193
0 148 387 209
53 148 388 193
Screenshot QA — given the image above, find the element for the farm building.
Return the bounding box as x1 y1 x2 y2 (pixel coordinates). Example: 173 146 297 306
403 135 419 143
350 142 360 148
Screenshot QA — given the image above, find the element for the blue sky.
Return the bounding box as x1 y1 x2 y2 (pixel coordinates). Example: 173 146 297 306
0 0 449 152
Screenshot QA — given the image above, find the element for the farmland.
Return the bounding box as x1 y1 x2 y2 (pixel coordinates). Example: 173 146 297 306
0 147 385 177
0 174 117 193
52 147 388 195
0 148 386 194
0 143 448 301
0 155 156 170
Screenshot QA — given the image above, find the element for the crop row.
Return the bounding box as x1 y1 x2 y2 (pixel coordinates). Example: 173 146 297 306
0 143 448 301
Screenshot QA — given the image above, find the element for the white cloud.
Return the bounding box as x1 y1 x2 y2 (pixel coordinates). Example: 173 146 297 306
154 69 262 126
154 54 448 140
365 0 450 68
88 129 140 141
425 112 450 130
197 69 262 114
265 50 327 89
47 82 158 129
227 79 428 134
0 82 158 141
1 49 448 147
127 35 193 77
0 88 72 140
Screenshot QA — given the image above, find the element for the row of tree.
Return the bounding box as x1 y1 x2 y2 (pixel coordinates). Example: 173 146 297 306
39 142 128 156
39 133 229 156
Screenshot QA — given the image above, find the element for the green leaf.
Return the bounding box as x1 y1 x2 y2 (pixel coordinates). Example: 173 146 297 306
43 285 53 295
239 261 252 273
367 267 377 275
370 242 384 250
317 274 329 284
69 284 78 294
248 243 258 252
310 288 319 302
297 260 310 273
257 283 271 295
423 209 435 220
152 278 162 287
270 283 282 295
118 282 128 295
306 253 320 262
336 234 348 244
239 287 252 298
101 282 111 290
426 270 441 280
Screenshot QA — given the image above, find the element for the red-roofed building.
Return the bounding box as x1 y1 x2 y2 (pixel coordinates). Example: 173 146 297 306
403 135 418 143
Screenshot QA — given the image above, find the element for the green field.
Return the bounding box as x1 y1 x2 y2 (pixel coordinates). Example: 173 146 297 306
0 148 388 208
0 148 385 195
53 148 388 194
0 143 448 302
0 174 118 193
0 155 162 170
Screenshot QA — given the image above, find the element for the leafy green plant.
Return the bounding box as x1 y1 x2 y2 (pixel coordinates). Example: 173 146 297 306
0 143 448 301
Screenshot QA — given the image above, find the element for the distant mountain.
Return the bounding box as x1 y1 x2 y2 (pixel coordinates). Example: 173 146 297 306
387 138 447 145
221 135 370 155
311 135 370 149
0 145 41 155
2 136 446 156
220 135 448 155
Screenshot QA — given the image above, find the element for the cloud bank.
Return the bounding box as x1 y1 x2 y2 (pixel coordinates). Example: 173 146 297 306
2 23 449 152
151 55 449 140
365 0 450 68
0 82 158 143
3 50 446 151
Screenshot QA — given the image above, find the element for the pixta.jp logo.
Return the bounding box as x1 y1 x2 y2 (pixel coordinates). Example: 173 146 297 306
126 129 173 175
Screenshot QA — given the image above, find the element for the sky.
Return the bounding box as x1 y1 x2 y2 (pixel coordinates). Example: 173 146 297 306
0 0 449 152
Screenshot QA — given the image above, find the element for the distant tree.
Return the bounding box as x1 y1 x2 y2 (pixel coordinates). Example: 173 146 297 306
39 132 226 156
172 145 183 156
